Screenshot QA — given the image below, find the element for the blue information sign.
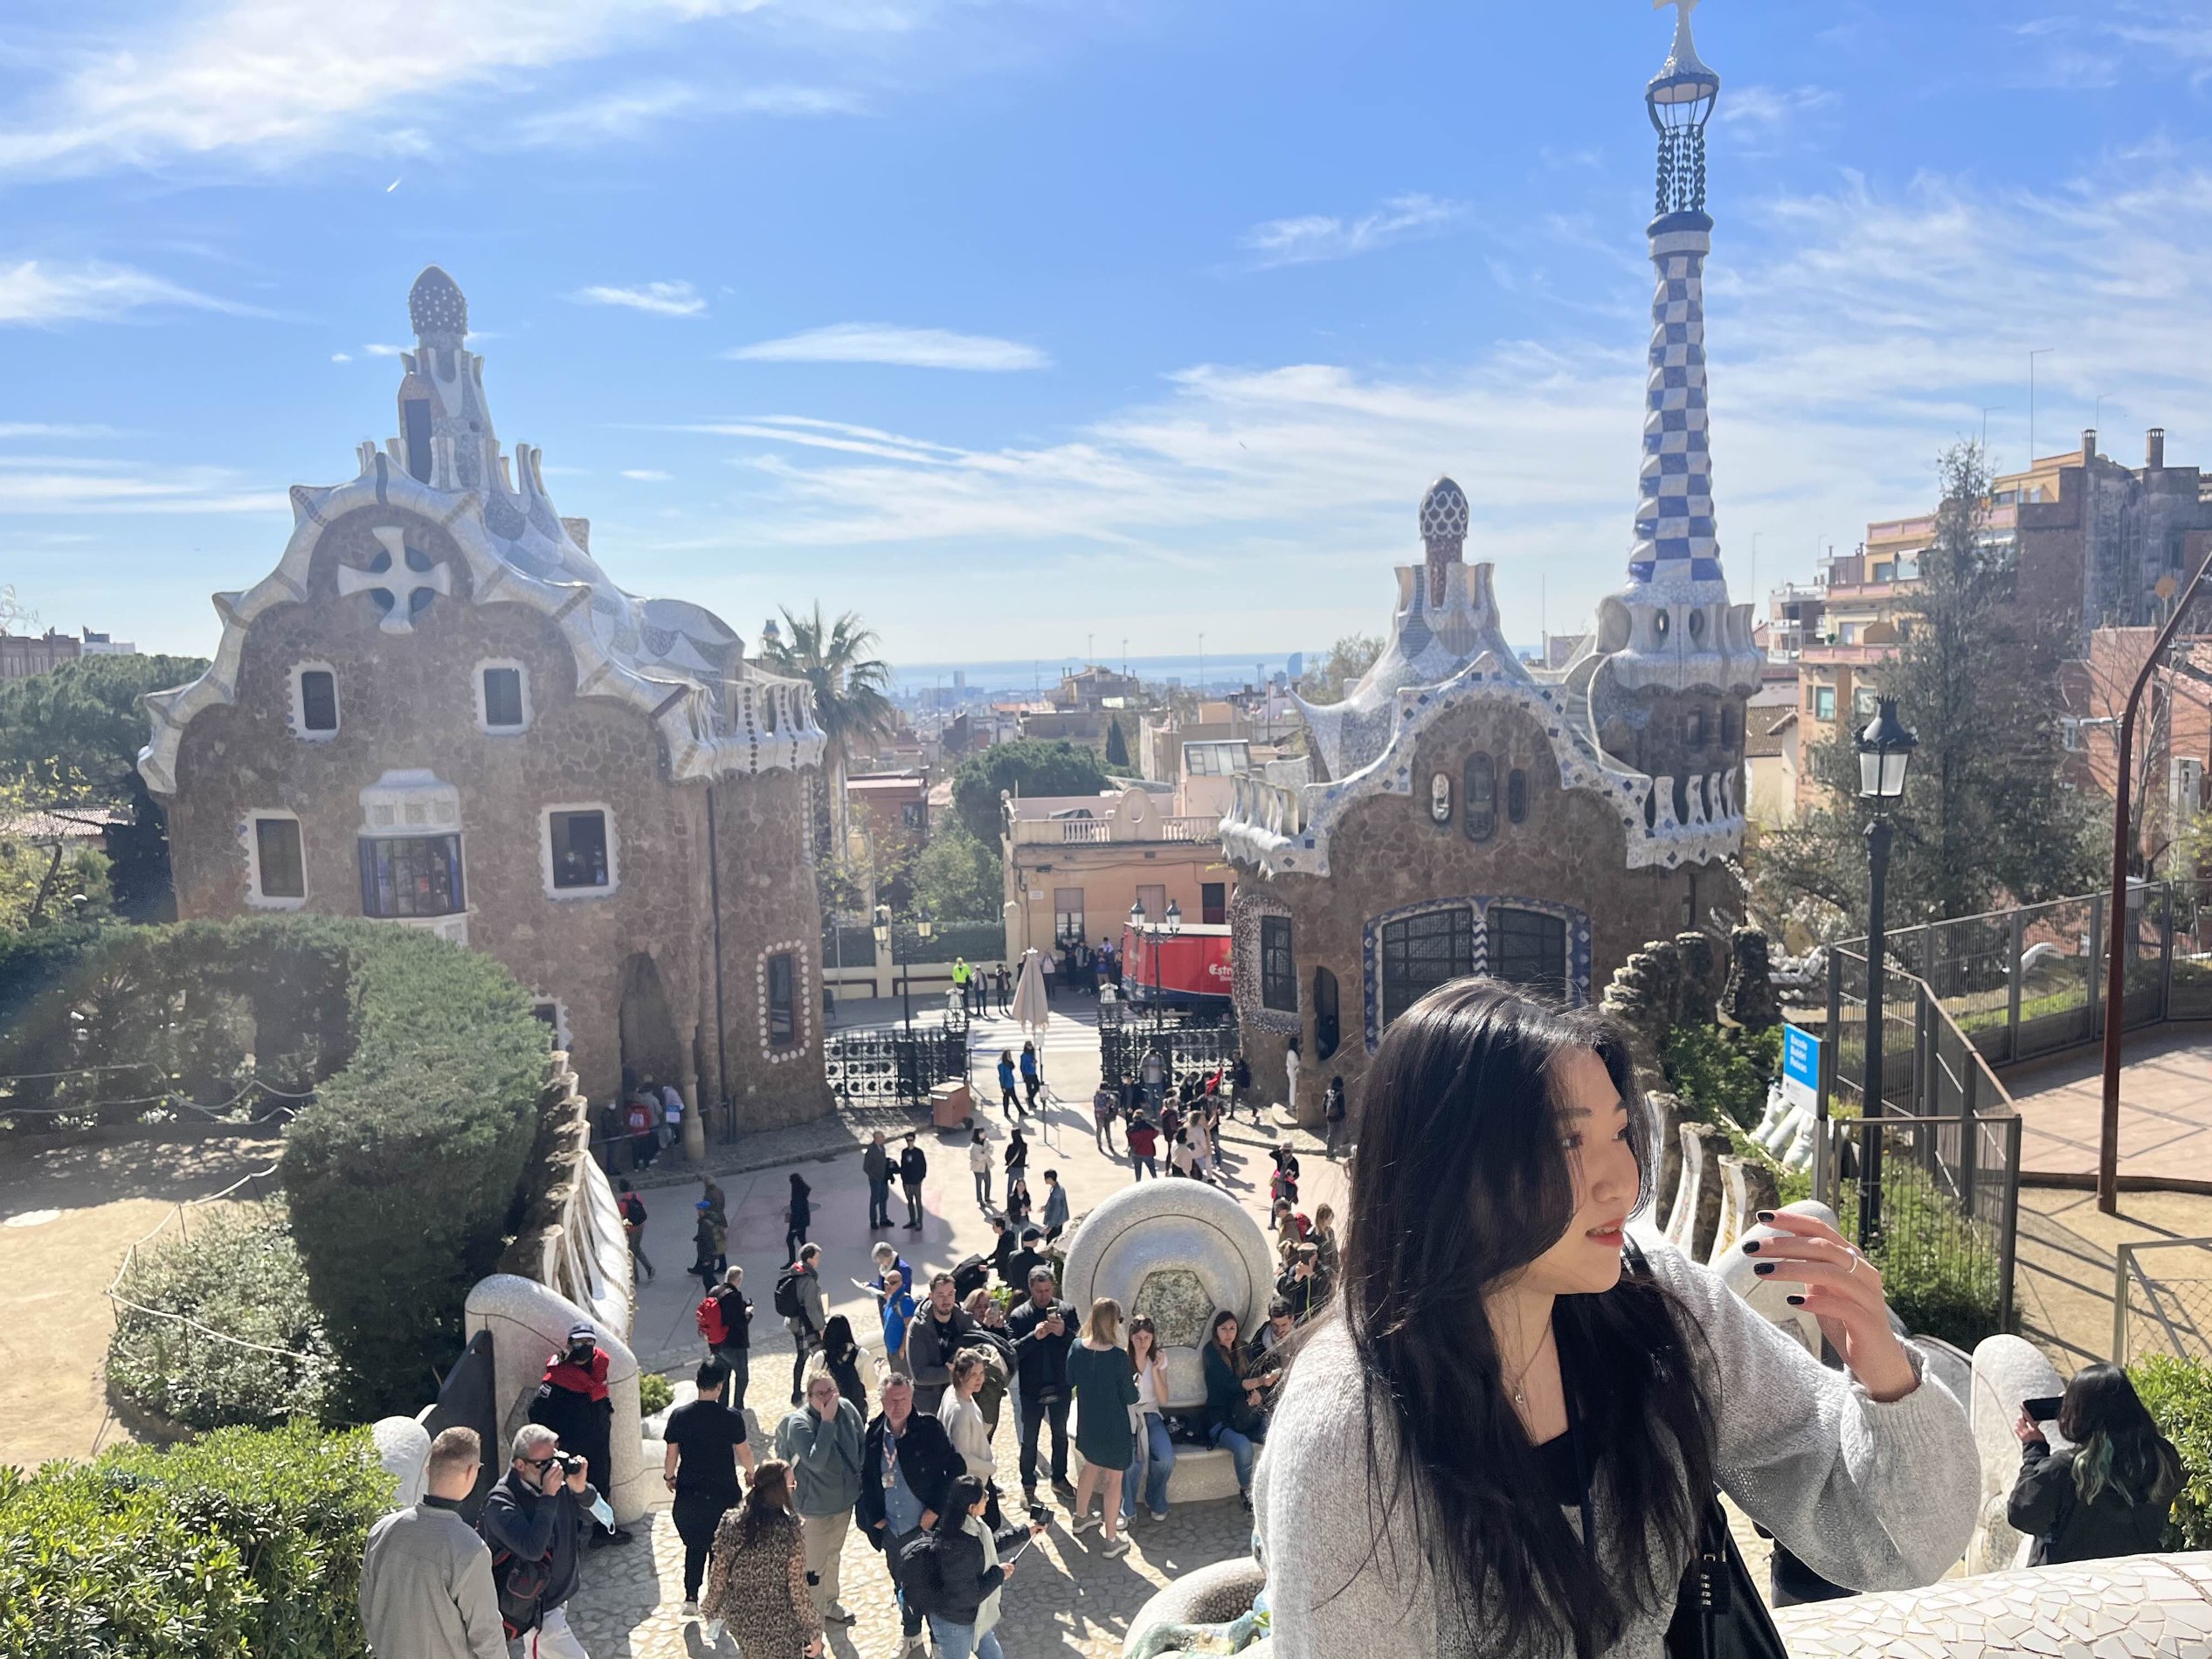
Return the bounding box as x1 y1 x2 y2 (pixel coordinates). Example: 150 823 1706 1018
1780 1022 1820 1109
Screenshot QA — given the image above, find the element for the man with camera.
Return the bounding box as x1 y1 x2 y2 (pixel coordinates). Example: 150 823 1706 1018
1006 1265 1078 1510
480 1425 600 1658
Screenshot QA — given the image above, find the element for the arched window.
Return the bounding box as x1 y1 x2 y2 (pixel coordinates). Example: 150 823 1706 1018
1506 769 1528 825
1462 754 1497 842
1380 907 1476 1027
1313 967 1340 1061
403 397 434 483
1490 906 1566 1000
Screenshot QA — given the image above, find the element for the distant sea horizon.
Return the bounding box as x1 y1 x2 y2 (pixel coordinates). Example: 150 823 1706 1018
887 647 1546 696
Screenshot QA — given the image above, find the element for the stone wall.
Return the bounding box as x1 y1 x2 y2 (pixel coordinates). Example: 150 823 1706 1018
1231 697 1730 1123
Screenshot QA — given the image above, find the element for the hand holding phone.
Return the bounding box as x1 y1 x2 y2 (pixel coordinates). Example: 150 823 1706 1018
2023 1394 2063 1421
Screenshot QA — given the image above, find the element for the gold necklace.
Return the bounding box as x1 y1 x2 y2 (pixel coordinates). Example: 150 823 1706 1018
1505 1322 1558 1409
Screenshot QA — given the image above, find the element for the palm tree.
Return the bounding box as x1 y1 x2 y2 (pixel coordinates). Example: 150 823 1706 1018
759 605 897 858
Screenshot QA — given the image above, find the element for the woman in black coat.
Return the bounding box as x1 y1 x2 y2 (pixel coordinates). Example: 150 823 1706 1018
2008 1363 2184 1564
915 1476 1043 1655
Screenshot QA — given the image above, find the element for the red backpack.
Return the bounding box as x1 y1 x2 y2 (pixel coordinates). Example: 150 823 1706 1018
696 1292 729 1347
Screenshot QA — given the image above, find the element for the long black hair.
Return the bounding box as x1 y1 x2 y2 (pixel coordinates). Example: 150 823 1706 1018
2057 1364 2185 1510
1332 978 1712 1656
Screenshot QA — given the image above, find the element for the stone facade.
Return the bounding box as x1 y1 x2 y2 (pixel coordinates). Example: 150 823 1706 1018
143 269 833 1130
1218 9 1756 1126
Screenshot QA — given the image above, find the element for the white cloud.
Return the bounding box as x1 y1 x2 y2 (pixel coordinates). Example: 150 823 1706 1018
1240 193 1468 269
0 454 286 515
573 280 708 318
726 323 1050 371
0 260 248 325
0 0 913 177
674 156 2212 647
1719 85 1838 129
0 422 121 439
362 342 408 357
329 351 351 363
620 468 674 480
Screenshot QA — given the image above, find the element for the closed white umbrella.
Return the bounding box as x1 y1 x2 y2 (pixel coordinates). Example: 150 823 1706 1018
1011 948 1052 1036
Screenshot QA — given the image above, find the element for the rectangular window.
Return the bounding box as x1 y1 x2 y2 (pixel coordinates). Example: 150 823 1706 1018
1261 916 1297 1013
1853 688 1879 721
1200 881 1227 926
548 810 611 889
1814 686 1836 721
358 833 465 918
900 800 927 832
482 667 525 729
1685 710 1706 747
253 817 305 900
1490 906 1567 1001
1054 886 1085 943
299 669 338 734
767 951 797 1047
1380 907 1476 1028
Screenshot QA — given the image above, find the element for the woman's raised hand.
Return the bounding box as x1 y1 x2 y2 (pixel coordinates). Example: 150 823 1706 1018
1740 1210 1918 1402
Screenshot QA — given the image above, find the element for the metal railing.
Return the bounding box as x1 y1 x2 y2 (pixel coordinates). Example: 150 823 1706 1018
1098 1006 1241 1086
821 1020 970 1109
1817 947 2024 1337
2113 1237 2212 1363
1832 878 2212 1068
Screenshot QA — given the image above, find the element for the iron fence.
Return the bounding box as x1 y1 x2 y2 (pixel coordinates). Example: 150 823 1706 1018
819 1015 970 1112
1819 947 2023 1342
2113 1237 2212 1364
1098 1006 1241 1086
1834 878 2212 1067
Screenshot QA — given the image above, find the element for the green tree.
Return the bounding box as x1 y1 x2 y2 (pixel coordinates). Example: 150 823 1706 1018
757 606 896 853
952 739 1113 848
1104 716 1131 770
1756 443 2097 931
0 653 206 923
909 821 1001 921
1297 632 1385 702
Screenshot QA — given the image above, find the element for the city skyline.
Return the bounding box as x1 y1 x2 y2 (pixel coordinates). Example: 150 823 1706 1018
8 1 2212 663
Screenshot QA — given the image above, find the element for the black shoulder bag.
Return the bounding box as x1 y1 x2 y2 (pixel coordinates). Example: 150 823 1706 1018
1566 1248 1790 1659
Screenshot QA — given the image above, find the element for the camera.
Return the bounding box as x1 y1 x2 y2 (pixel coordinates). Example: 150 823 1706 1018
558 1453 589 1478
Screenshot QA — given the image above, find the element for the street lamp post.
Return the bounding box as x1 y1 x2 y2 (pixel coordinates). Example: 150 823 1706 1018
1127 895 1182 1024
1855 697 1918 1251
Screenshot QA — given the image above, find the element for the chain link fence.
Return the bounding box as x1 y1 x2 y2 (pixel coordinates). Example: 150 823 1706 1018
2113 1237 2212 1363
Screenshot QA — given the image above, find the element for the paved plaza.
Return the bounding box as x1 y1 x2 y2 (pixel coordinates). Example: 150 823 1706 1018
2003 1025 2212 1181
587 999 1343 1656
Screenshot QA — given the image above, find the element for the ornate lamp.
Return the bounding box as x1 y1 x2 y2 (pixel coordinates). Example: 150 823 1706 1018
1853 695 1917 1248
1647 0 1720 218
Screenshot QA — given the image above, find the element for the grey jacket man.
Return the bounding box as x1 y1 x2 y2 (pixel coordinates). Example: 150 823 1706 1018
774 1396 867 1517
358 1495 507 1659
902 1306 978 1414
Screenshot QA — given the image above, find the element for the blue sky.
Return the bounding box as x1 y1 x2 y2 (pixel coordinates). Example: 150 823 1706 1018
7 0 2212 674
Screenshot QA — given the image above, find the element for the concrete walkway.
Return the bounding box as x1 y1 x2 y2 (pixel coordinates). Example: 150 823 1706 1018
2002 1024 2212 1180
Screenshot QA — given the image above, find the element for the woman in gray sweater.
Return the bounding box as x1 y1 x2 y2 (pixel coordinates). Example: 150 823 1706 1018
1256 981 1979 1659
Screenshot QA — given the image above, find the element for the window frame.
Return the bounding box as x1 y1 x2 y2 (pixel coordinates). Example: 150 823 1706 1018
357 832 467 919
1462 754 1497 843
476 660 531 734
1506 769 1528 826
1489 905 1568 1001
1379 905 1476 1028
1312 966 1341 1061
1260 915 1297 1013
245 811 308 909
1813 686 1837 722
1053 886 1085 944
1200 881 1227 927
766 950 797 1048
542 805 618 898
290 663 340 742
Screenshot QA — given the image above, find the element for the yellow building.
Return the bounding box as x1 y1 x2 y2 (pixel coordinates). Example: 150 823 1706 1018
1000 785 1233 960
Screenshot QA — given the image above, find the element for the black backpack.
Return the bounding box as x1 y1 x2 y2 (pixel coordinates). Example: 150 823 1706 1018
951 1254 992 1301
895 1531 948 1618
774 1266 805 1319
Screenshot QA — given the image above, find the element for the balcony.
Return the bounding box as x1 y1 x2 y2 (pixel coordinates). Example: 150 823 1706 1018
1801 640 1903 666
1008 813 1223 847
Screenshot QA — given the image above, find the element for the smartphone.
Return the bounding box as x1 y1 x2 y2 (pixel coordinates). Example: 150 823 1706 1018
2023 1394 2063 1422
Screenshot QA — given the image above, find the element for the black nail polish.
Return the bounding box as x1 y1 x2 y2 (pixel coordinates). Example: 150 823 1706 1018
1755 1210 1776 1223
1741 1240 1760 1254
1786 1294 1807 1306
1753 1262 1775 1275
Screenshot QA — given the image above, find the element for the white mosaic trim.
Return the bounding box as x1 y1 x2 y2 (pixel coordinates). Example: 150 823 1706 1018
1221 651 1743 879
757 939 812 1064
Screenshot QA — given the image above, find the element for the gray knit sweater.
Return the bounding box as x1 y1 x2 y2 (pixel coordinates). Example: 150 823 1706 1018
1254 1238 1978 1659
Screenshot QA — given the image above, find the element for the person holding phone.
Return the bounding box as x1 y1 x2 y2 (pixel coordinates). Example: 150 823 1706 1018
913 1474 1046 1659
2009 1365 2184 1565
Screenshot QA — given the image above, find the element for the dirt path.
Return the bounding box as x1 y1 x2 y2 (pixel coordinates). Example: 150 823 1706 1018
0 1130 284 1468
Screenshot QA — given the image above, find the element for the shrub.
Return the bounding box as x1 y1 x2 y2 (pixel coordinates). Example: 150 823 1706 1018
0 1421 390 1659
1863 1162 2005 1350
639 1372 674 1415
107 1201 335 1430
283 924 545 1419
2130 1355 2212 1550
1662 1022 1781 1131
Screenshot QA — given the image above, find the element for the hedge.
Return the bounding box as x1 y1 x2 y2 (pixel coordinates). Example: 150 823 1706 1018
0 1421 390 1659
2 916 547 1420
107 1201 335 1431
2131 1354 2212 1550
